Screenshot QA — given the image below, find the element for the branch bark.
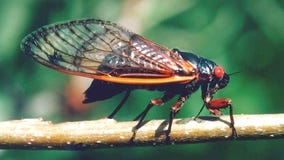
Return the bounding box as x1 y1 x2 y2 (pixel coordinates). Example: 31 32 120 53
0 114 283 150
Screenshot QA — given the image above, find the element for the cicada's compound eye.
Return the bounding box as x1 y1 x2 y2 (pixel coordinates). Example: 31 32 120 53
214 66 224 79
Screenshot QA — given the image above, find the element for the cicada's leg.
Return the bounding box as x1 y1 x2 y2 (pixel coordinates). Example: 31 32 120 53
132 93 175 139
108 90 131 119
206 98 237 138
167 96 188 141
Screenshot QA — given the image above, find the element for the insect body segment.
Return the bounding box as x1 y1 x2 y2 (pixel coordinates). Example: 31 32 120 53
21 19 236 140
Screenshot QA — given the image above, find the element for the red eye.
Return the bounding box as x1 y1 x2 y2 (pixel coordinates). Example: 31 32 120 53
214 66 224 78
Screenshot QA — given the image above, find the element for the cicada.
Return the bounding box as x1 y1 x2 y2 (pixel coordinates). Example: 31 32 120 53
21 19 236 139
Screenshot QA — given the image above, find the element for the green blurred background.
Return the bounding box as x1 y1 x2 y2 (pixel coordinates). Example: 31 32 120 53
0 0 284 159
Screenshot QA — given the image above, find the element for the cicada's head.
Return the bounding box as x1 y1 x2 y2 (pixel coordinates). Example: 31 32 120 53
199 62 230 102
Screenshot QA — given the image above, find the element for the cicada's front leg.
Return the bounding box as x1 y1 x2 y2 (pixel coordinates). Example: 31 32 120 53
206 98 237 138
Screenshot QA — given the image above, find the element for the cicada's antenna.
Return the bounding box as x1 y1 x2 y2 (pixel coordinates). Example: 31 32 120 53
228 71 240 76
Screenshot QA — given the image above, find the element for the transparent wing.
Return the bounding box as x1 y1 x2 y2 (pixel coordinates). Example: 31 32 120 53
21 19 195 84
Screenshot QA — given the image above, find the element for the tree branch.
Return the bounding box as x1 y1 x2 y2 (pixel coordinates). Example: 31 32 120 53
0 114 283 150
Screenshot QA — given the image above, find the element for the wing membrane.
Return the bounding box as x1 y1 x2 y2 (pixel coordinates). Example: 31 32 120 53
21 19 195 84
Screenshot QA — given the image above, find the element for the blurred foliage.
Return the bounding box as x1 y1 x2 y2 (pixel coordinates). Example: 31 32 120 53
0 0 284 159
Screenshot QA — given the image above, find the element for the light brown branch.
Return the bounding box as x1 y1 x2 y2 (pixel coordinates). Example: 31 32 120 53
0 114 283 150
